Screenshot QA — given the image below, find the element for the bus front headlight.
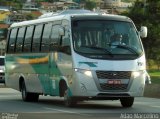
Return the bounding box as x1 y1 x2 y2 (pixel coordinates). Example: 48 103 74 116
84 70 92 77
75 68 92 77
0 69 3 73
0 68 4 73
132 71 144 79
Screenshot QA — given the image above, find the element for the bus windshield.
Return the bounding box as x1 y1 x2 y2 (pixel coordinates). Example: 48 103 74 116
72 20 143 59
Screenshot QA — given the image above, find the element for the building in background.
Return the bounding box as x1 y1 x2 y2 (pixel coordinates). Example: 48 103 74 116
8 12 26 24
0 7 10 55
22 2 39 12
40 1 79 14
100 0 133 14
104 0 121 8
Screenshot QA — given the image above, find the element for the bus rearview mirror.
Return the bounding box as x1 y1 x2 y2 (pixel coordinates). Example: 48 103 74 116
140 26 147 38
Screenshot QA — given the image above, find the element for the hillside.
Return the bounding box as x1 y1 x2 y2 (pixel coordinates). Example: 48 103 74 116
121 0 137 2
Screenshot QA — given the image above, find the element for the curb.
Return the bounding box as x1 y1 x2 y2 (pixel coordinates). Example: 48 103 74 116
0 84 6 88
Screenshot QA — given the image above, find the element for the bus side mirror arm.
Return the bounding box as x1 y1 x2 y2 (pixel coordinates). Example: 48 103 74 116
59 27 65 36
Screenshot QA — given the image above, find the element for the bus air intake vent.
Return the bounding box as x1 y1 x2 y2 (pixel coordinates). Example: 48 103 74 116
96 71 131 79
100 84 128 90
96 71 131 90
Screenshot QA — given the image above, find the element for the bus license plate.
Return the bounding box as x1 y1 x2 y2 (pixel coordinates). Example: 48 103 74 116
108 80 121 84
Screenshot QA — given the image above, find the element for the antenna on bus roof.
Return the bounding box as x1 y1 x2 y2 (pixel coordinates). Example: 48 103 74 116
38 9 96 19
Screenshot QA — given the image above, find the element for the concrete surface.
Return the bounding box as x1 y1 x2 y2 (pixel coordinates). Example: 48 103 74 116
0 83 160 98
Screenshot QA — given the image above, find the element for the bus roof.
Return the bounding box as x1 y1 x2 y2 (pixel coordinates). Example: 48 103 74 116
10 10 131 28
38 9 96 18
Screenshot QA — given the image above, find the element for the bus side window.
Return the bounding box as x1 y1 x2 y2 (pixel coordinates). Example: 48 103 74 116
23 26 34 52
41 23 52 52
16 27 26 53
50 25 61 51
32 24 43 52
7 28 18 53
61 26 71 55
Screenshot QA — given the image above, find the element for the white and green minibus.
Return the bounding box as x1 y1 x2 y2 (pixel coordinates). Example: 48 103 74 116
5 10 148 107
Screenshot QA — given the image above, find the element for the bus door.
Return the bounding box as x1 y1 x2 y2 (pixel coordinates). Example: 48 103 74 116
48 52 61 96
48 24 63 96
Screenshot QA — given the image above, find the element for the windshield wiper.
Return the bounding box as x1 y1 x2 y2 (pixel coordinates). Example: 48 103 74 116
81 46 113 57
112 45 139 56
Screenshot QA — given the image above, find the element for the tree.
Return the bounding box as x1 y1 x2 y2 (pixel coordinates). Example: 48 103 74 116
145 0 160 68
126 0 160 69
84 0 97 10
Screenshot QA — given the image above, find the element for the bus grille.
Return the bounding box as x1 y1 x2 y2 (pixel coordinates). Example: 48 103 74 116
100 84 128 90
96 71 131 79
96 71 131 90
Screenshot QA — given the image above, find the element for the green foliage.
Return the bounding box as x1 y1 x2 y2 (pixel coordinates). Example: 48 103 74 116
148 69 160 84
147 59 157 69
0 0 23 9
121 0 137 2
84 0 97 10
126 0 160 69
25 13 35 20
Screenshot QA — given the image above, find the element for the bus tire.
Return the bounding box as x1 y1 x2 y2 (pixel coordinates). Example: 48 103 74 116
64 88 77 107
120 97 134 108
21 81 39 102
30 93 39 102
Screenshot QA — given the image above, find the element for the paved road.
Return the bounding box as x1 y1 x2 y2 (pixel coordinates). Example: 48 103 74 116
0 86 160 119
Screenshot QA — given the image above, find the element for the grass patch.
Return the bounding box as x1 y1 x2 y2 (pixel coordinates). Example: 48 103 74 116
148 70 160 84
121 0 136 2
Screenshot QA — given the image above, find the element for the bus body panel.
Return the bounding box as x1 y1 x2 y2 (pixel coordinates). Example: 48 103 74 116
5 52 73 95
5 11 147 107
5 51 146 97
66 52 146 97
72 52 146 71
5 53 49 93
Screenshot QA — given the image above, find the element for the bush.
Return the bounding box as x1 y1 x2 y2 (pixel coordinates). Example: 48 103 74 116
147 59 157 69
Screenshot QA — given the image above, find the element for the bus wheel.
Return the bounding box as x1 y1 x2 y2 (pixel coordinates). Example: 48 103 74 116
120 97 134 108
64 89 77 107
21 81 39 102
